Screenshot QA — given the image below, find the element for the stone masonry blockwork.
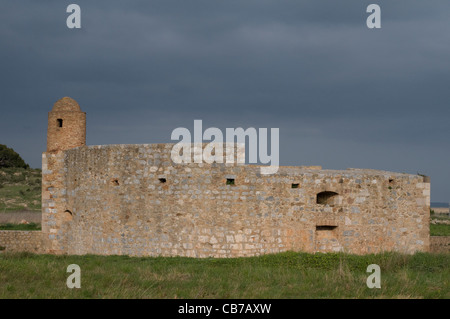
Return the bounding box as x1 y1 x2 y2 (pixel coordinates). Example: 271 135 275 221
40 143 430 257
0 231 43 253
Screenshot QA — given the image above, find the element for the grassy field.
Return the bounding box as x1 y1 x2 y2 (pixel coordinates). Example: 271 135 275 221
430 224 450 236
0 168 41 212
0 251 448 299
0 223 41 231
430 212 450 236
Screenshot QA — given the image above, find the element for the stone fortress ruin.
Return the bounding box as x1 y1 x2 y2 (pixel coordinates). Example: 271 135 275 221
1 97 431 256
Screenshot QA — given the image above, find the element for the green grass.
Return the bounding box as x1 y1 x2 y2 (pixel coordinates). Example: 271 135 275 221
0 168 41 212
0 251 448 298
0 223 41 231
430 213 450 236
430 224 450 236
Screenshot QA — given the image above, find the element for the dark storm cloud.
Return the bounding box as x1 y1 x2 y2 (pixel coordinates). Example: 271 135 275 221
0 0 449 201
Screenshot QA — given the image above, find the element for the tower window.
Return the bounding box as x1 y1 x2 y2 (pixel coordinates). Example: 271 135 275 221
57 119 63 127
291 183 299 189
159 178 167 183
226 178 235 185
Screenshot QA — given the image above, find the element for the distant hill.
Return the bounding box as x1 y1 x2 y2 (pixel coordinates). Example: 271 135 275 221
431 202 449 208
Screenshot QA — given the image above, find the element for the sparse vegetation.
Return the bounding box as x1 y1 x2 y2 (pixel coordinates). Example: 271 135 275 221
0 167 41 212
0 251 448 298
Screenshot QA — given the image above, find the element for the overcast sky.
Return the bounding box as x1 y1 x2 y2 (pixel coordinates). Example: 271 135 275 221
1 1 449 202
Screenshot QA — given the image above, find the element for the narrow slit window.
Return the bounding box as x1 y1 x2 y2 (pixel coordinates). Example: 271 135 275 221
291 183 299 189
316 225 337 231
57 119 63 127
226 178 235 185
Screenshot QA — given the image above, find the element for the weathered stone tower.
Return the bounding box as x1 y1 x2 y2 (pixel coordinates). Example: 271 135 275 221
42 97 86 253
47 97 86 152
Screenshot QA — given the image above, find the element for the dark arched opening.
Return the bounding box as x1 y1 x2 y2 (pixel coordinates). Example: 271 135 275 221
316 191 339 205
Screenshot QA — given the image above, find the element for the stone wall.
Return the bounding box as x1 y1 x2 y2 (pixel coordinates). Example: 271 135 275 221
42 150 70 254
0 231 43 253
41 143 430 257
430 236 450 253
